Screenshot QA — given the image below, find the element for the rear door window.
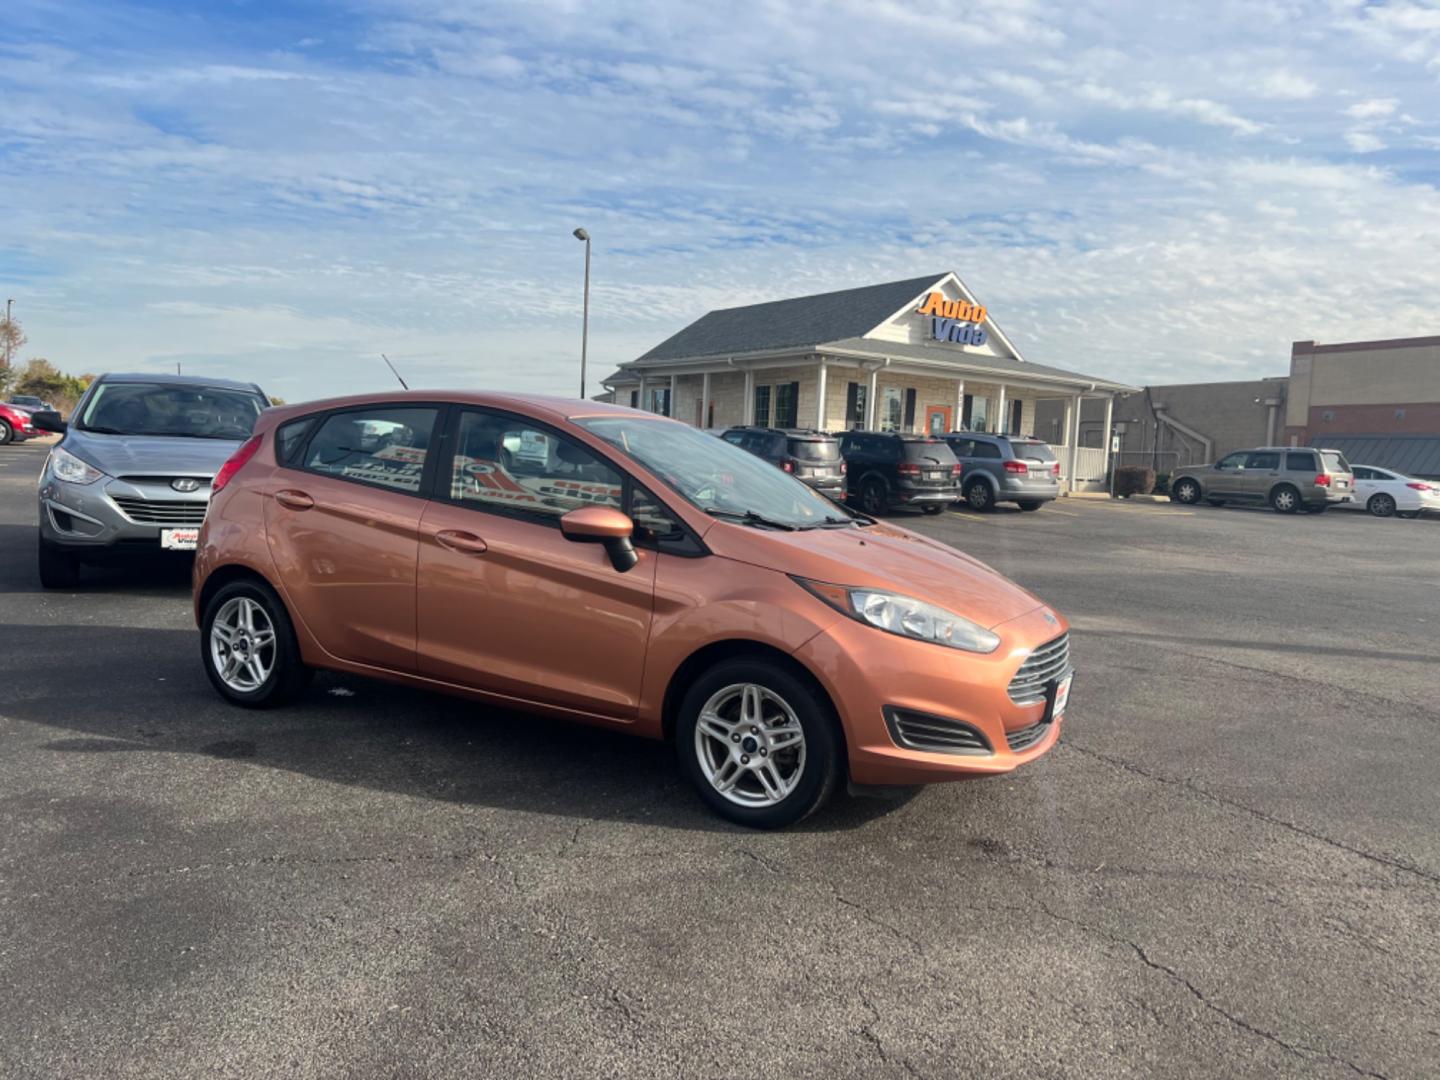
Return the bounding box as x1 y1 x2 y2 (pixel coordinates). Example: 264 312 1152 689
972 441 1003 460
302 407 438 494
947 438 975 458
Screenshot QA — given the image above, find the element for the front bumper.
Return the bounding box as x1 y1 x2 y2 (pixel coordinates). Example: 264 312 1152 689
39 475 211 551
795 604 1067 786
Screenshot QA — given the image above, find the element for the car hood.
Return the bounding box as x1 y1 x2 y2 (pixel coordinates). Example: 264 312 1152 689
702 518 1046 630
64 430 244 477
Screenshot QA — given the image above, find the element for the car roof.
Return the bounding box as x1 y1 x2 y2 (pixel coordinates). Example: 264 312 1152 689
95 372 267 394
261 390 674 427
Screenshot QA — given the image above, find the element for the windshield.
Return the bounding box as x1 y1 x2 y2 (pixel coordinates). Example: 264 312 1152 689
576 416 855 529
78 382 266 439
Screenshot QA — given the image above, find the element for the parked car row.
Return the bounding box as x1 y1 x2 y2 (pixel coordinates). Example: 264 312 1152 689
718 426 1065 516
1169 446 1437 519
32 380 1075 829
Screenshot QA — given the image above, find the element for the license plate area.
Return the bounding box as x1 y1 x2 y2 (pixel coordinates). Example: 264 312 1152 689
1046 672 1073 723
161 528 199 551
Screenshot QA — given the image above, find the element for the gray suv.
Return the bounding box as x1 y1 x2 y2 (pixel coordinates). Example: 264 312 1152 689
34 373 270 587
1170 447 1354 514
944 433 1061 512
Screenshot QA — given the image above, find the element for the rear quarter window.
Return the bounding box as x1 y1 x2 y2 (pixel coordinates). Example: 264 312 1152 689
276 417 317 466
1286 451 1317 471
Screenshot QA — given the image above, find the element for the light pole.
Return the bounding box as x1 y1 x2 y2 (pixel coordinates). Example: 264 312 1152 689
573 228 590 399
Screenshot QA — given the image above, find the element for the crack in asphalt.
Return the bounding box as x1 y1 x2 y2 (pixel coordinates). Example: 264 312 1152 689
1031 899 1391 1080
1062 742 1440 887
857 989 923 1079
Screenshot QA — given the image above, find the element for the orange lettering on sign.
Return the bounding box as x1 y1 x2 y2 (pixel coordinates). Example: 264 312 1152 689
916 291 986 324
916 292 948 316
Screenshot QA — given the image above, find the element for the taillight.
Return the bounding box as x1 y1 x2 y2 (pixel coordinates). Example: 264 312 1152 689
840 462 847 475
951 463 962 477
897 463 921 478
1406 482 1429 491
1314 473 1331 487
212 434 263 495
782 461 793 472
1004 460 1028 474
1053 462 1061 476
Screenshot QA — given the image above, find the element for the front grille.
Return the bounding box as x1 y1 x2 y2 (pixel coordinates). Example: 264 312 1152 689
1008 633 1071 706
883 708 992 756
111 496 208 526
1006 720 1052 752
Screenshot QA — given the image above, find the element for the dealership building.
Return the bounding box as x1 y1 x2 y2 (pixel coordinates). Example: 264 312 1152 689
601 272 1137 490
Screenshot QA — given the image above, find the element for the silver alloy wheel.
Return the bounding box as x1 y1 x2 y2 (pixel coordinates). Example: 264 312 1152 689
1175 479 1199 504
1273 487 1298 512
1369 493 1396 518
209 596 277 693
694 683 807 807
967 482 990 509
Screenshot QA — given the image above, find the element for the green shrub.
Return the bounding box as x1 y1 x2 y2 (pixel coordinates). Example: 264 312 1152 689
1153 471 1170 496
1113 465 1156 498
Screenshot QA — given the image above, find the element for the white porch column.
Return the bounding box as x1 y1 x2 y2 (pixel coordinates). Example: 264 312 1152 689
1067 395 1082 492
866 368 879 429
955 379 965 431
700 370 711 428
743 366 755 425
996 384 1007 434
815 359 828 430
1100 394 1115 484
668 374 677 419
637 374 648 412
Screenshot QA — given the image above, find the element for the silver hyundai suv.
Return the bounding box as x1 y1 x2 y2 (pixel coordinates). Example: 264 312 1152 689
35 373 270 587
1170 446 1354 514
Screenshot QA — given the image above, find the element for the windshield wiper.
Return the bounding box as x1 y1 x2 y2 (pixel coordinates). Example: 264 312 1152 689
77 425 127 435
816 514 858 528
703 508 798 531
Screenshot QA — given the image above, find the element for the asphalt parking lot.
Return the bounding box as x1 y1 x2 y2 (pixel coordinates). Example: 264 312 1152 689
2 437 1437 1079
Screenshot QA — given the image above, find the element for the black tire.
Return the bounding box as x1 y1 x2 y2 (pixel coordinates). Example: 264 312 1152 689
38 539 80 589
1017 501 1043 512
1172 478 1201 505
0 420 12 446
200 578 311 708
675 656 841 829
860 477 888 516
1270 484 1301 514
964 479 993 512
1367 493 1396 518
922 503 944 515
1206 498 1226 507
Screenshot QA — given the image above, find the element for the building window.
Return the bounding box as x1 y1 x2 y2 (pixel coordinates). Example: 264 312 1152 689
968 395 989 432
773 381 799 428
880 387 902 432
629 390 638 408
845 382 867 428
903 388 917 431
753 385 771 427
649 387 671 416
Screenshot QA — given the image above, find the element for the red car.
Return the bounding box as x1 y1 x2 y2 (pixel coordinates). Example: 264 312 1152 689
0 403 37 445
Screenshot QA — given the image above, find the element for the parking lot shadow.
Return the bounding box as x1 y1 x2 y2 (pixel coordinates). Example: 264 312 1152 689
0 523 193 596
0 622 912 833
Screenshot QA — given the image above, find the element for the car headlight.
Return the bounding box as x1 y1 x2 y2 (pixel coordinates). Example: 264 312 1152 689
794 577 1001 654
49 446 106 485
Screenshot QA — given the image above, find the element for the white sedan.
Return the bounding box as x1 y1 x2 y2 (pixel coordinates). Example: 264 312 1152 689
1347 464 1440 518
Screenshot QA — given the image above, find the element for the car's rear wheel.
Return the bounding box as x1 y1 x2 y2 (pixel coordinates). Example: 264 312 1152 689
922 503 944 515
676 657 840 829
0 420 12 446
1367 493 1396 518
860 478 888 516
964 479 993 512
1018 500 1043 512
201 579 311 707
37 539 80 589
1172 478 1201 504
1270 484 1300 514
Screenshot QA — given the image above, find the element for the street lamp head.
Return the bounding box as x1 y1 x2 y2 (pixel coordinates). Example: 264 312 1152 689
573 228 589 242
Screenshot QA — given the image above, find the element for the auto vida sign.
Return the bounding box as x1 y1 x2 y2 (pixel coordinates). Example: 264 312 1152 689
916 291 988 347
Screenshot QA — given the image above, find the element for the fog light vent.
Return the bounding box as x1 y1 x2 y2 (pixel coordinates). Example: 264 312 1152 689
883 707 992 756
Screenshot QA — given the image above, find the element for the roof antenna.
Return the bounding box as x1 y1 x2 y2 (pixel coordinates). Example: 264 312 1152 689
381 353 409 390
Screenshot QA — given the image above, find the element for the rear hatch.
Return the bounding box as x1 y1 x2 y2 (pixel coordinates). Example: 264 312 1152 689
901 439 960 490
1008 439 1060 482
1319 449 1353 494
787 436 844 485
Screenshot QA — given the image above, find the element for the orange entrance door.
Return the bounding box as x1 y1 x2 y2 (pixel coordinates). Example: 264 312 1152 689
925 405 952 436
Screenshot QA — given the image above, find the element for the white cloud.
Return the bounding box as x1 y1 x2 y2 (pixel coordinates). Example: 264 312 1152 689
1345 98 1399 120
1255 70 1318 100
1344 130 1387 153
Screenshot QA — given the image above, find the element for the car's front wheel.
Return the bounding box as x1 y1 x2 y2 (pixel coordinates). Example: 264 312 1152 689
1367 493 1396 518
1172 478 1201 504
37 539 80 589
201 578 311 707
676 657 841 829
0 420 12 446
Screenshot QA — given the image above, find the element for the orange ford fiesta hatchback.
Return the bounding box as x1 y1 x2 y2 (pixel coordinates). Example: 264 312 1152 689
194 392 1072 827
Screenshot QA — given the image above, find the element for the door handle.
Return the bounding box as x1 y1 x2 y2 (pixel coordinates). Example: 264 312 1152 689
275 489 314 510
435 529 488 555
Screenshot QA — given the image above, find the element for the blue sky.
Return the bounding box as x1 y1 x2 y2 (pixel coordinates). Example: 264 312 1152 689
2 0 1439 403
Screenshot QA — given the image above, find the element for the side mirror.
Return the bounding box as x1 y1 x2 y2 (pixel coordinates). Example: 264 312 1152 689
32 410 67 434
560 506 638 573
